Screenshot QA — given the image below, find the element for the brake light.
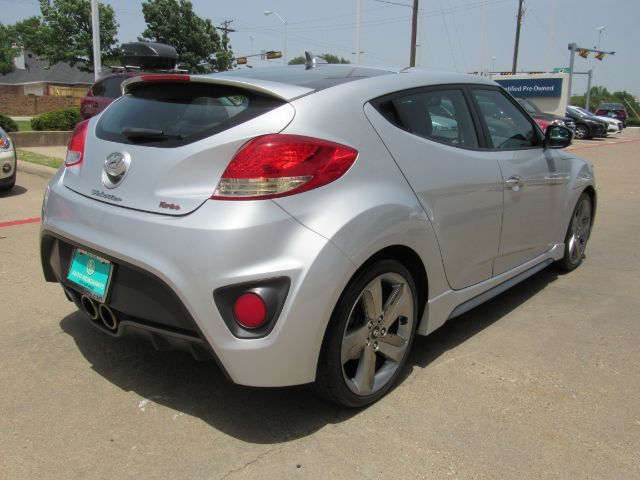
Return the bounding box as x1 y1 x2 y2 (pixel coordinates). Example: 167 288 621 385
140 74 190 82
65 119 89 167
213 134 358 200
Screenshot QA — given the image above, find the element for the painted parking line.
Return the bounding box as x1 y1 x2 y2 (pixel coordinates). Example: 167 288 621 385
567 138 640 151
0 218 41 228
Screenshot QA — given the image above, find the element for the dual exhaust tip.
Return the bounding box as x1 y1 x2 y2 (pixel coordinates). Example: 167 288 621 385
80 295 118 331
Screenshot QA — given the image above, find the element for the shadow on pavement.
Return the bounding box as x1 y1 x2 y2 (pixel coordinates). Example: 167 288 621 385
0 185 27 198
59 267 558 443
407 268 558 370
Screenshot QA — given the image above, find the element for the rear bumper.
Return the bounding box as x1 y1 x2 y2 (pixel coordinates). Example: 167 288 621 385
41 169 355 387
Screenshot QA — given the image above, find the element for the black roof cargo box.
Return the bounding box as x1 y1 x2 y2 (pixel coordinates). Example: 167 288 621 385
120 42 178 70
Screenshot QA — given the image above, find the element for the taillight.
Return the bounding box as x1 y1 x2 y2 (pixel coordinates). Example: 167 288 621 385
213 134 358 200
64 119 89 167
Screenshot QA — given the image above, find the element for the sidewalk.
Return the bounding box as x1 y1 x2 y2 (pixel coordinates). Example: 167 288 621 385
19 146 67 159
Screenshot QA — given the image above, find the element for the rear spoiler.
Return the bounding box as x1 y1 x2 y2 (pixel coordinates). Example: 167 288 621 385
122 74 314 102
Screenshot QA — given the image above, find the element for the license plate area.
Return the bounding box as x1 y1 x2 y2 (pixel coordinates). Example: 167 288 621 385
66 249 113 302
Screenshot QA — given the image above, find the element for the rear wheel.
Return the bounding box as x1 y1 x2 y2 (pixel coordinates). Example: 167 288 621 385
315 259 417 407
557 192 592 272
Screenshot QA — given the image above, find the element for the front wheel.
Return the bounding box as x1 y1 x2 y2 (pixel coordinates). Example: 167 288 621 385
574 124 590 140
314 259 418 407
557 192 593 272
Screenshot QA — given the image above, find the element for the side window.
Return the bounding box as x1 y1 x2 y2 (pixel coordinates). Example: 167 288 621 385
91 80 106 97
472 89 540 149
391 89 479 148
103 77 127 98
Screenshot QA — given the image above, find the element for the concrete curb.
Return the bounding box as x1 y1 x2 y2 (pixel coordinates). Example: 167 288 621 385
17 160 59 179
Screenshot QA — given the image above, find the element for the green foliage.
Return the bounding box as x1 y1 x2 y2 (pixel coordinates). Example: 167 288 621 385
626 118 640 127
321 53 350 64
288 53 350 65
31 107 81 131
0 24 19 75
11 17 46 57
140 0 233 73
37 0 119 72
0 114 18 132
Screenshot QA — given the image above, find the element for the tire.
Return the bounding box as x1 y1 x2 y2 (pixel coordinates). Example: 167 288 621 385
557 192 593 272
314 259 418 408
0 171 16 192
574 124 589 140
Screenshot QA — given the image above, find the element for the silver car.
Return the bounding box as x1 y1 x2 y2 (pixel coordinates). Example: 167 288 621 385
41 62 595 407
0 127 17 191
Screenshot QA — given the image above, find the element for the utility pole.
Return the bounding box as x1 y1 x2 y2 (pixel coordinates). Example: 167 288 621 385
511 0 524 74
355 0 362 65
91 0 101 80
217 20 236 36
409 0 419 67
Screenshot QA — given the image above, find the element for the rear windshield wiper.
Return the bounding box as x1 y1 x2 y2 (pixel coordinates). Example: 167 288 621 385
121 127 183 141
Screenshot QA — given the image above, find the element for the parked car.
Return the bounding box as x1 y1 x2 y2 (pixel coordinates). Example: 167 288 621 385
565 106 608 139
80 42 181 120
41 63 595 407
0 127 16 191
515 97 575 132
573 106 622 133
595 102 628 127
80 72 137 120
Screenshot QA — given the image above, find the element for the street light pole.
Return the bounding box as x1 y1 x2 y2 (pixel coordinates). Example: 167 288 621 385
264 10 287 65
91 0 101 80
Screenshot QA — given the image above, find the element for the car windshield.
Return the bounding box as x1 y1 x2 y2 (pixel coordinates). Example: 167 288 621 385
574 107 593 116
517 98 540 114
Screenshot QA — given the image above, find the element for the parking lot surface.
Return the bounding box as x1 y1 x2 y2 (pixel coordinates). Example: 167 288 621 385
2 129 639 479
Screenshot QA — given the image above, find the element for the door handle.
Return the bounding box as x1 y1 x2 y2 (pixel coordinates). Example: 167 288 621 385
504 176 522 191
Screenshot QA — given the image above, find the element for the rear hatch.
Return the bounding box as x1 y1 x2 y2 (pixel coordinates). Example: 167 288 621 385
63 76 309 215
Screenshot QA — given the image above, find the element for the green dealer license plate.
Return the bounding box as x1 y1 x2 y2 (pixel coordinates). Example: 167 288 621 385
67 249 113 302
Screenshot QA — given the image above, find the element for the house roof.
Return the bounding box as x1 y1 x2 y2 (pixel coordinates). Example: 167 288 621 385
0 52 94 86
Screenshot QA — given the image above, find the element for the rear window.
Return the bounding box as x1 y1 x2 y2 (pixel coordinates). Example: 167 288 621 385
96 82 285 147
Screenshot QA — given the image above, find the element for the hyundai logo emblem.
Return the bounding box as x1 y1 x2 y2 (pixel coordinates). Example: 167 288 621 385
102 151 131 189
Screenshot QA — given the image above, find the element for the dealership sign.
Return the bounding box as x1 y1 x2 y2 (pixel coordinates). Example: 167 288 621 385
495 78 563 97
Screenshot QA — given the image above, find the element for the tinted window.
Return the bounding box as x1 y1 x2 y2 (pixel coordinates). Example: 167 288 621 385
103 77 127 98
473 89 540 149
386 89 479 148
96 82 284 148
91 80 106 97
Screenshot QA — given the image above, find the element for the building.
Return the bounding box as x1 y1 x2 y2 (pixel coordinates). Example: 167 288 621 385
0 49 94 116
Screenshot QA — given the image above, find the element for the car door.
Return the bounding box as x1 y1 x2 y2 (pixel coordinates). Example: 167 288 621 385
365 86 503 290
469 87 568 275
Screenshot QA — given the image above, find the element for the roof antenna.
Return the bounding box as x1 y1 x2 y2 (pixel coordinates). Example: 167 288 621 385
305 51 328 69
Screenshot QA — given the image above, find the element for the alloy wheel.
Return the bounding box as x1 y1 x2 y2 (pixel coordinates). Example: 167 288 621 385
340 272 414 396
567 197 592 264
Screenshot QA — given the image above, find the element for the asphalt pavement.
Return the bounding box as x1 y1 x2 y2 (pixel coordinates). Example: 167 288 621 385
1 129 639 479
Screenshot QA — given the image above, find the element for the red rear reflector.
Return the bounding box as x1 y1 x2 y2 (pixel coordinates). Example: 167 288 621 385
213 134 358 200
233 293 267 329
65 119 89 167
140 74 190 82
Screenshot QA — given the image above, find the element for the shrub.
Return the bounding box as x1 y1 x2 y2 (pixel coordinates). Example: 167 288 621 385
0 114 18 132
31 107 81 131
626 117 640 127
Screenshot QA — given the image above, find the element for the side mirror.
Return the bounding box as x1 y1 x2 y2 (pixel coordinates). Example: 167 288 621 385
544 124 573 149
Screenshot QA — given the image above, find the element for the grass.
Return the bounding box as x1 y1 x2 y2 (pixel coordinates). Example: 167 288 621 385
15 120 33 132
17 149 63 169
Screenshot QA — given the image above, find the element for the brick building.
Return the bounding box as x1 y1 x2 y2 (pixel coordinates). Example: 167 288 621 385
0 51 94 116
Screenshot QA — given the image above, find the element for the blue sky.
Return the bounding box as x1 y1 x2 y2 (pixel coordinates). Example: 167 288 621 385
2 0 638 95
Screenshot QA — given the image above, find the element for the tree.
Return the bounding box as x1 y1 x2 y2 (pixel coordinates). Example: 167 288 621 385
38 0 119 71
0 25 18 74
288 53 350 65
140 0 232 73
571 85 640 119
